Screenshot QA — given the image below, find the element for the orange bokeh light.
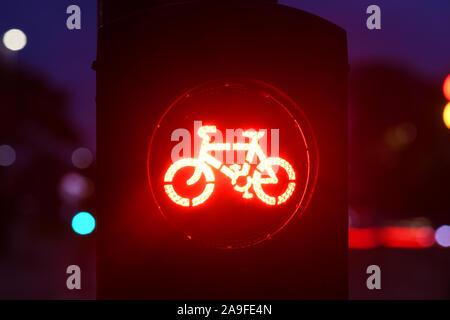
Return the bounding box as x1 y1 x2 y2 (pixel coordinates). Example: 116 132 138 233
443 102 450 129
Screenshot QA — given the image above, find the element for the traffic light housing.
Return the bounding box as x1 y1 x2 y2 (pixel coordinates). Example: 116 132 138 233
97 0 348 299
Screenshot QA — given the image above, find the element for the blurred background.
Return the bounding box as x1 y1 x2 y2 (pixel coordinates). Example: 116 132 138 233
0 0 96 299
0 0 449 299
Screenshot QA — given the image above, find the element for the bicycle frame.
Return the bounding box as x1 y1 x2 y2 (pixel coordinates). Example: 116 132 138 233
187 126 278 198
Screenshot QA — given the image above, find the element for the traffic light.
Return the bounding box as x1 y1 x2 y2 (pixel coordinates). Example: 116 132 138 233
97 0 348 299
148 78 318 249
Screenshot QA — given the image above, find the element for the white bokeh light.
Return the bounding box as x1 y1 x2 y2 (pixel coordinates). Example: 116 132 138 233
71 147 94 169
59 172 94 203
0 144 16 166
2 29 27 51
435 225 450 247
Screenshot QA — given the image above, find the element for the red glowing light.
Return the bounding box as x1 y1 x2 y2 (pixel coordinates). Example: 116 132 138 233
349 227 436 249
164 125 296 207
378 226 434 248
348 228 377 249
443 74 450 101
147 79 318 249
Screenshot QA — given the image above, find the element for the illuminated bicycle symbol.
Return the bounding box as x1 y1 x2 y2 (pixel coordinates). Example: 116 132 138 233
164 126 296 207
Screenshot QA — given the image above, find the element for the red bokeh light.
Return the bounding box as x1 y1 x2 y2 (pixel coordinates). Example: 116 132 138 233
443 74 450 101
349 227 435 249
348 228 377 249
378 226 434 248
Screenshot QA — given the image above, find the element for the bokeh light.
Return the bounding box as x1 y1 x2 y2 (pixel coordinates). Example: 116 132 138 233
435 225 450 247
71 147 94 169
2 29 27 51
378 226 435 248
443 74 450 101
414 226 435 247
59 172 94 203
385 122 417 151
0 144 16 166
443 102 450 129
71 211 96 235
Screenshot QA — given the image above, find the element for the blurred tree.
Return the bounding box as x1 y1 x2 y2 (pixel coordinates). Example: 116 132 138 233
0 57 79 256
349 62 450 226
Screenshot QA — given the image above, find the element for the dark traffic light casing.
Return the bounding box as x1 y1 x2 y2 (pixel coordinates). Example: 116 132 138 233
97 0 348 299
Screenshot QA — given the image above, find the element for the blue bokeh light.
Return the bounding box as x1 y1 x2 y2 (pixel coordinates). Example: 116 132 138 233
72 211 96 235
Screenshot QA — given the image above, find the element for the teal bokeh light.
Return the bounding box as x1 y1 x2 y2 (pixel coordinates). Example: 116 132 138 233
72 211 96 235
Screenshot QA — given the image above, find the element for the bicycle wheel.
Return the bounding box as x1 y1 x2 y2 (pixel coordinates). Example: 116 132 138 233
252 157 296 206
163 158 215 207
